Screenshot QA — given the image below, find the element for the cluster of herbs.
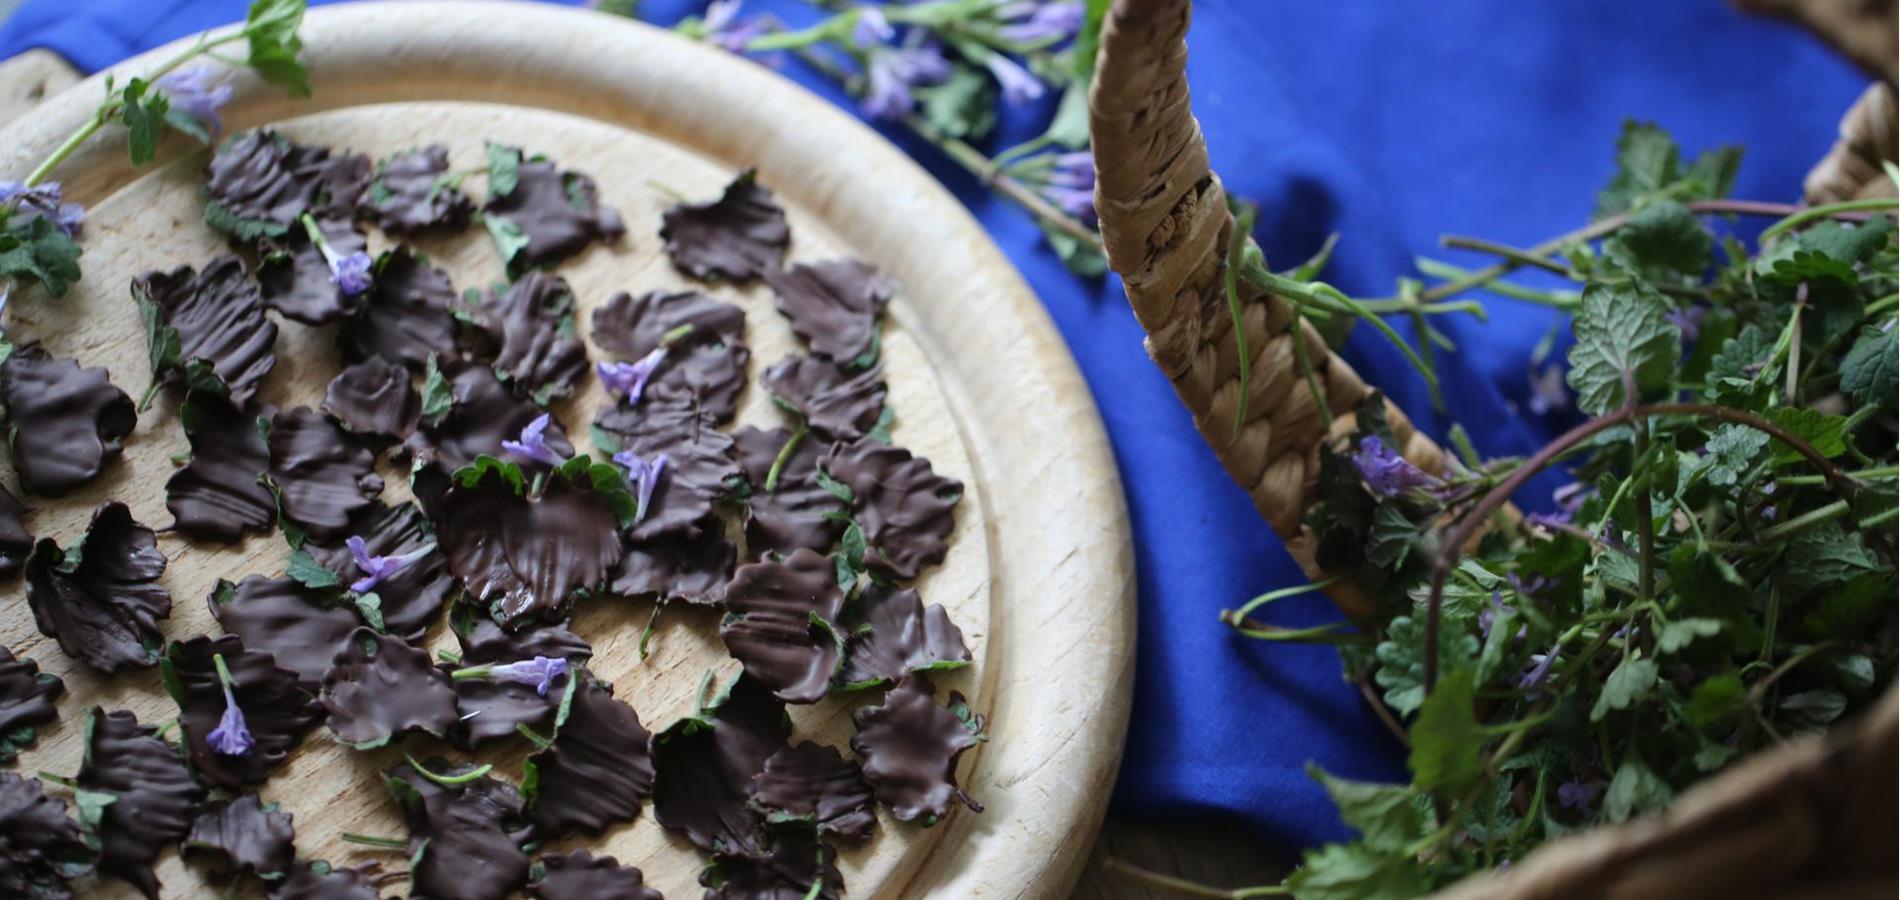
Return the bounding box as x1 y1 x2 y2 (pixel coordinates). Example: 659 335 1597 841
0 5 989 899
1189 124 1898 898
604 0 1112 275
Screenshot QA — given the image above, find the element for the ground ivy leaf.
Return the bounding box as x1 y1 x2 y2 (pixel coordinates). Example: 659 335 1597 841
1373 616 1477 716
0 216 83 297
1700 424 1767 486
1306 765 1430 853
1591 654 1659 722
1286 841 1432 900
1655 617 1723 654
1762 406 1846 463
1566 282 1679 415
1840 325 1898 411
1684 671 1744 727
1595 120 1679 218
1782 521 1881 595
1406 667 1482 795
244 0 310 97
1602 756 1673 823
1604 198 1710 277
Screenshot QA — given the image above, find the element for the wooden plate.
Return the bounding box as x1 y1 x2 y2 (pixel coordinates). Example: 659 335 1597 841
0 2 1134 898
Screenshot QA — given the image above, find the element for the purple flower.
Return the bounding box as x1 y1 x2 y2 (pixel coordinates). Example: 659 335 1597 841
1526 482 1589 530
998 1 1085 44
614 449 669 523
852 6 894 48
984 52 1045 105
1557 780 1601 813
704 0 772 53
490 656 570 696
1507 572 1552 600
346 536 436 593
1667 305 1705 345
1517 643 1560 694
206 657 254 756
329 251 374 297
1038 151 1096 220
502 413 568 466
597 346 667 406
1527 362 1569 415
0 283 10 332
0 180 85 237
1349 435 1441 498
155 66 234 138
860 43 951 120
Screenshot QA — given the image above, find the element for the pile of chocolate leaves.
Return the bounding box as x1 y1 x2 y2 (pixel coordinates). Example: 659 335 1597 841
0 123 985 900
1227 124 1898 897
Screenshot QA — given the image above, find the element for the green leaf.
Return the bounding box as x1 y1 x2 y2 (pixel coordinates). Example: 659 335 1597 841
484 143 521 198
1800 572 1891 639
451 454 527 494
120 79 169 166
0 216 83 297
1565 282 1679 415
1797 215 1895 268
1041 81 1090 149
914 65 996 142
1591 654 1658 722
1039 220 1108 277
1840 325 1898 411
1286 841 1432 900
1655 617 1723 654
353 592 386 631
1680 145 1742 201
1604 199 1710 277
1779 688 1848 730
1701 424 1767 486
1833 654 1876 694
1705 324 1775 408
1407 667 1482 795
1373 616 1478 716
1595 121 1680 218
554 454 640 526
1307 765 1431 853
867 406 895 445
244 0 310 96
483 215 531 271
839 520 867 571
813 468 855 504
1602 756 1672 823
1684 671 1744 727
204 196 289 241
420 354 453 422
286 548 341 589
1783 521 1881 595
162 106 211 144
73 788 119 850
1762 406 1845 464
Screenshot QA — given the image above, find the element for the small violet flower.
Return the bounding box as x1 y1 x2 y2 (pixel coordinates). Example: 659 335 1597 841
1516 643 1560 694
329 251 374 297
346 536 436 594
852 5 894 48
1556 779 1601 813
1039 150 1096 221
1526 482 1589 531
997 1 1085 44
206 655 254 756
1349 435 1441 498
0 180 85 237
984 52 1045 105
861 42 952 120
1526 362 1569 415
614 449 669 523
1667 305 1705 345
502 413 568 466
597 346 668 406
490 656 570 697
704 0 772 53
155 66 234 137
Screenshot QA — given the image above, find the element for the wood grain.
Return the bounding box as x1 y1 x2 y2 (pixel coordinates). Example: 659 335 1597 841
0 4 1134 898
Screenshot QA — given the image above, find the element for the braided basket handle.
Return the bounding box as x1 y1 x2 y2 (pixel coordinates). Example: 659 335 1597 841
1088 0 1447 617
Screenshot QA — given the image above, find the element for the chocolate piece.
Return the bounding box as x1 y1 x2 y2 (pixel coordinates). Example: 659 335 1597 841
323 356 420 443
76 708 206 899
0 770 91 899
437 459 626 627
823 438 962 580
731 425 845 560
483 146 624 274
850 675 983 824
303 502 451 642
0 486 29 578
24 502 169 674
209 575 363 692
652 675 791 853
320 628 458 748
721 549 845 704
0 345 135 495
363 145 473 234
0 646 61 764
595 398 737 541
132 255 279 406
166 394 276 542
452 603 593 664
405 362 574 505
275 861 388 900
591 289 750 422
450 676 560 751
528 851 660 900
611 513 735 606
705 827 844 900
762 355 886 442
458 272 589 403
337 247 460 373
265 407 384 543
839 583 971 689
766 259 894 365
750 742 876 843
165 634 321 790
205 130 369 240
660 168 790 282
524 678 655 837
384 761 532 900
184 794 295 878
257 215 369 325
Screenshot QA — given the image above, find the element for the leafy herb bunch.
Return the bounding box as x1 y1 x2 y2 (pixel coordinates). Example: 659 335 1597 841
1217 124 1898 897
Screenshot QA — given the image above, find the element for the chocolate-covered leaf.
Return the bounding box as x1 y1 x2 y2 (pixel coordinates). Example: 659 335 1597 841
437 456 626 627
450 676 559 751
320 628 458 749
209 575 363 692
458 272 589 403
406 362 574 507
323 357 420 444
750 742 875 843
660 168 789 282
75 708 205 899
652 675 790 853
0 485 30 577
337 248 459 373
184 794 294 879
524 677 654 837
0 646 62 764
482 146 624 275
612 513 735 606
166 394 276 542
0 345 135 495
528 851 660 900
595 398 737 540
850 675 983 824
303 502 451 641
452 603 593 664
721 549 845 704
730 425 845 560
383 761 531 900
25 502 170 674
823 438 962 580
258 215 369 325
762 355 886 442
839 583 971 690
766 259 894 365
591 289 751 422
275 861 389 900
0 770 92 899
132 255 278 406
704 826 843 900
363 145 473 234
204 131 369 241
265 407 384 544
164 634 320 790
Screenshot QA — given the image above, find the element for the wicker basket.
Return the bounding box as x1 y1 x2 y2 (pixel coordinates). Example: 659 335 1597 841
1085 0 1899 895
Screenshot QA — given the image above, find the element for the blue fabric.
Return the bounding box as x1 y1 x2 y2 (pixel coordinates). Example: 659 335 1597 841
1 0 1868 852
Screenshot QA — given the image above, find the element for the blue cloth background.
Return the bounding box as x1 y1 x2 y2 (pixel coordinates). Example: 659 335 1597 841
1 0 1868 852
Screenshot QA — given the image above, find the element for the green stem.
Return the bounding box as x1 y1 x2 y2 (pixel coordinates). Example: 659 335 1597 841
1414 258 1582 309
1631 408 1657 604
1865 293 1899 316
1759 197 1900 243
37 771 77 789
449 665 494 680
1778 465 1898 486
764 424 808 492
1441 235 1573 277
1289 307 1335 429
900 113 1100 247
1100 856 1289 898
403 754 494 786
340 832 408 850
1749 640 1840 702
515 722 553 750
1755 499 1850 543
1224 577 1339 623
1224 204 1257 435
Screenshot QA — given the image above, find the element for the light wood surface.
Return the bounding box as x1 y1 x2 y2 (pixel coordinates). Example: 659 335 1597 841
0 4 1136 897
